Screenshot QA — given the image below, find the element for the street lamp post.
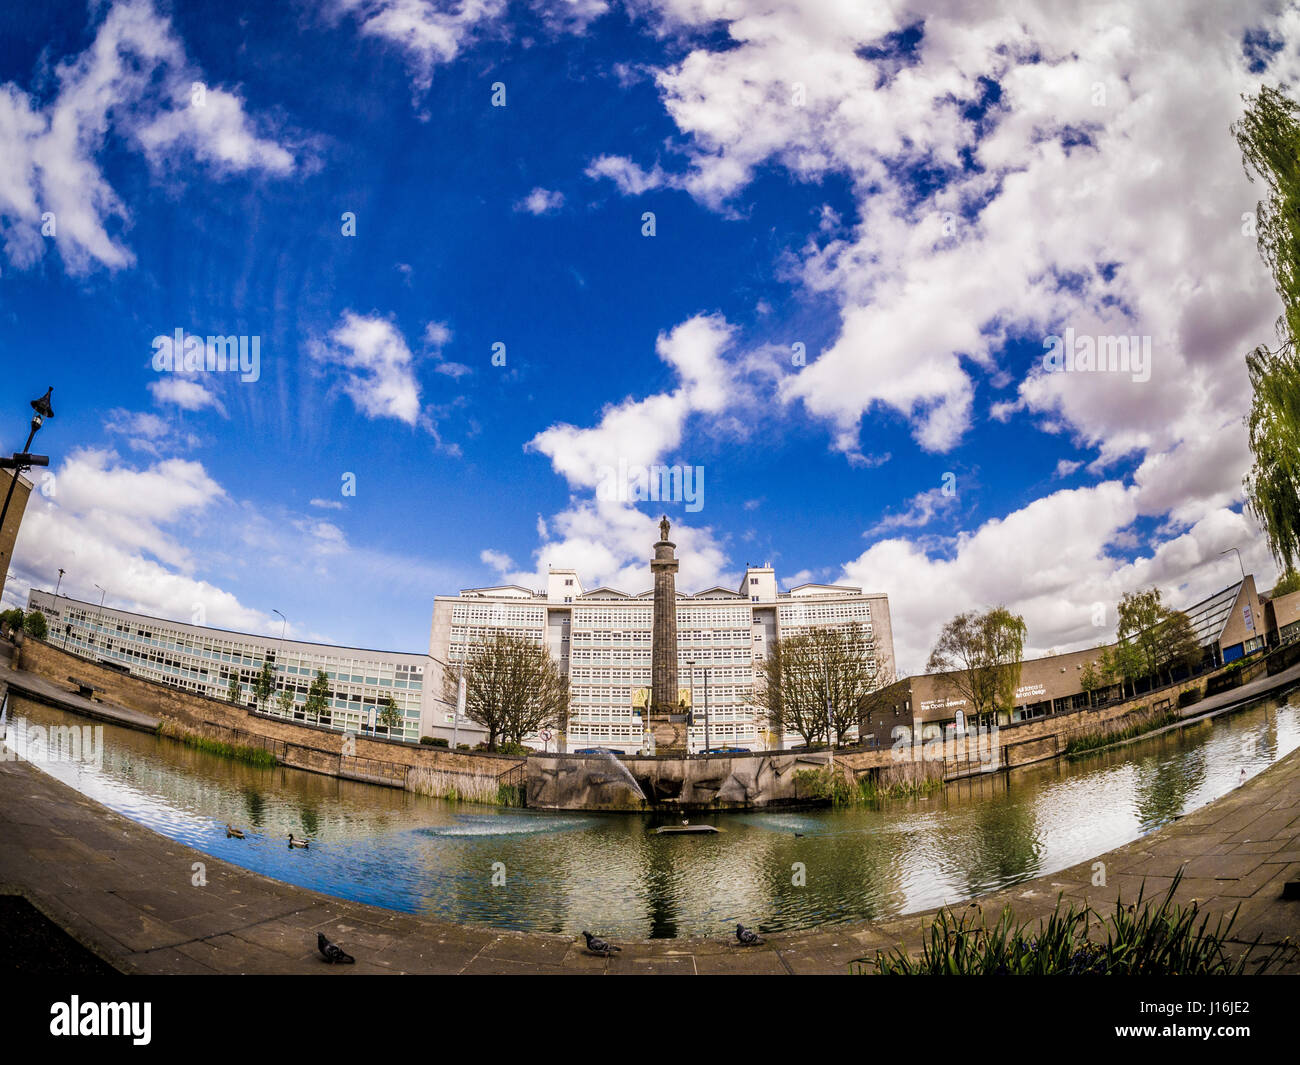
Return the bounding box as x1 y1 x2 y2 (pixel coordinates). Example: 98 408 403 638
686 659 696 756
424 649 466 749
702 665 711 755
0 388 55 578
272 609 287 717
92 584 107 650
1221 547 1247 582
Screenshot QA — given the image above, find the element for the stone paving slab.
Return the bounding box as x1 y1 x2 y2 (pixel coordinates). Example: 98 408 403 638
2 744 1300 975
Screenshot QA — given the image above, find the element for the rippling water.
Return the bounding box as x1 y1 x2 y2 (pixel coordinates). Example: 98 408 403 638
5 691 1298 938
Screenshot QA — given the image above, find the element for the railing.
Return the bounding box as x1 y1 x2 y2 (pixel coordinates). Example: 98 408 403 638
497 762 527 790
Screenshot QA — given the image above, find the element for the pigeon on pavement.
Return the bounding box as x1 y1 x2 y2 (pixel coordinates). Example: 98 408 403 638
318 932 356 964
582 931 621 956
735 923 763 946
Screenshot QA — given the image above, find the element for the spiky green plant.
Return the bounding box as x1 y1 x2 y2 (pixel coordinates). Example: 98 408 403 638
863 871 1289 975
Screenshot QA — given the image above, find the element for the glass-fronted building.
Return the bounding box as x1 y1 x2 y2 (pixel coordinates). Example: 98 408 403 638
25 589 431 742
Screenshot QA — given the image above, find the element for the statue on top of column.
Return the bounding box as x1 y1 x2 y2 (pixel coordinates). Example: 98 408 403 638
659 515 670 542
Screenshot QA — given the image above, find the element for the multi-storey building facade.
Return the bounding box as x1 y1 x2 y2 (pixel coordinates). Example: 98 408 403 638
26 589 431 742
429 565 896 752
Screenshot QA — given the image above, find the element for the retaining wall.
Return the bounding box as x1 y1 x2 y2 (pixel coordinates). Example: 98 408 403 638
16 638 524 791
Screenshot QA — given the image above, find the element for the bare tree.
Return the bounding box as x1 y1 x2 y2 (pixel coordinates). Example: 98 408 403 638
446 631 568 751
754 623 886 747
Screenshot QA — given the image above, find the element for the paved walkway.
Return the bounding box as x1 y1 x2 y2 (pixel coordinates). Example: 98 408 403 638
0 658 160 733
1 737 1298 973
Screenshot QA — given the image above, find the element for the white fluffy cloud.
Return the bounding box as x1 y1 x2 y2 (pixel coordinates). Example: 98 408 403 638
515 187 565 215
0 0 298 275
498 314 744 589
147 377 228 416
327 0 610 93
2 447 277 630
528 313 737 488
313 312 426 426
567 1 1298 665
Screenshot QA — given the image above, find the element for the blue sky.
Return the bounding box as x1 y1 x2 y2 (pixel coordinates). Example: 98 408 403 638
0 0 1295 672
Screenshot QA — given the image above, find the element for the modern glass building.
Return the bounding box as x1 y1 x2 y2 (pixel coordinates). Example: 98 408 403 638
25 589 431 742
429 565 897 752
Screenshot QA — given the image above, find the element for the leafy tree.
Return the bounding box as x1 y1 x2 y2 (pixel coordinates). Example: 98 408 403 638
1100 641 1144 700
377 694 402 734
1079 658 1103 703
754 623 885 746
445 631 568 751
276 687 295 716
22 609 47 640
227 672 242 705
926 607 1028 727
1270 569 1300 597
1152 610 1201 683
305 669 332 721
0 608 23 635
1234 87 1300 571
253 661 275 713
1116 588 1203 686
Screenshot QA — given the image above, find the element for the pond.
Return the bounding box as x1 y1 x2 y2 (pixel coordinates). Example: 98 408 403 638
4 690 1297 938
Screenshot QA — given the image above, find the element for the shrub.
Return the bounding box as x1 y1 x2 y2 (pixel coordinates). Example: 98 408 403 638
1177 687 1202 708
22 610 47 640
420 735 449 747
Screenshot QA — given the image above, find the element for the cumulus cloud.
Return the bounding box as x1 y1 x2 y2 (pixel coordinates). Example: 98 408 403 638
515 187 565 215
327 0 609 94
528 313 738 488
0 0 298 274
571 0 1295 670
313 311 425 426
5 447 470 643
147 377 228 416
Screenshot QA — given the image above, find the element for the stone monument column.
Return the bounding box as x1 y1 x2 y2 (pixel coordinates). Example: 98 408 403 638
649 515 686 753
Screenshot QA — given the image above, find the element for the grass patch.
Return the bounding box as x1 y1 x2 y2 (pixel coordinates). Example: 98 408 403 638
156 721 277 767
861 870 1288 975
407 766 506 804
794 767 942 805
1064 707 1180 757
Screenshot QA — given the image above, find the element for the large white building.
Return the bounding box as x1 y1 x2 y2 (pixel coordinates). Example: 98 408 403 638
26 589 432 743
27 563 896 753
429 565 896 752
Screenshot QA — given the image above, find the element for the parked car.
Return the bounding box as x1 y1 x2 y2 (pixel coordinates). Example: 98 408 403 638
574 747 622 755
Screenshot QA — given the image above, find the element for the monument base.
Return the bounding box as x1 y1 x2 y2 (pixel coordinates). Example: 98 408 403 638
650 717 689 756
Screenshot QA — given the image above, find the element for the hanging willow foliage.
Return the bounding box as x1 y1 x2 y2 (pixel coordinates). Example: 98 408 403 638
1234 87 1300 574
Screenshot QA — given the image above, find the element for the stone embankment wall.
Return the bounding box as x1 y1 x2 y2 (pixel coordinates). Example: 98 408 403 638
16 638 524 795
527 749 840 811
838 673 1212 779
18 635 1262 811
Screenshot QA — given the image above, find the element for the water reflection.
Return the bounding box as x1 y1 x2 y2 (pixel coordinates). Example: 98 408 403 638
4 693 1298 939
